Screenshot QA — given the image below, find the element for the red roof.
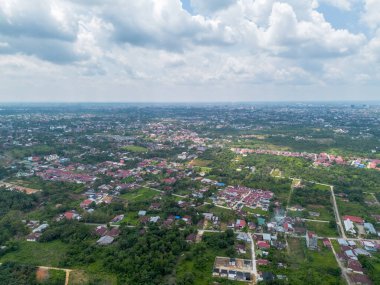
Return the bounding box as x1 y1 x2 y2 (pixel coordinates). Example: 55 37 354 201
257 259 269 265
257 241 270 249
64 212 74 220
343 215 364 224
323 239 331 247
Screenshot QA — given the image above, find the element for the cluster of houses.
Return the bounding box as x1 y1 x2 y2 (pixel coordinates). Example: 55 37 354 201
231 148 345 167
25 221 49 242
343 215 378 237
36 168 95 184
215 186 273 211
231 147 380 171
212 257 252 282
336 238 379 285
95 225 121 245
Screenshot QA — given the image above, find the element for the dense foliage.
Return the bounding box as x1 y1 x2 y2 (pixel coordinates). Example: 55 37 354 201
0 262 37 285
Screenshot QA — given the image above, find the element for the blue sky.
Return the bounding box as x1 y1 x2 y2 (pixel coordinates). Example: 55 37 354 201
0 0 379 102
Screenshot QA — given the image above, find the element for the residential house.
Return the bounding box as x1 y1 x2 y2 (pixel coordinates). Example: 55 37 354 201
306 231 318 250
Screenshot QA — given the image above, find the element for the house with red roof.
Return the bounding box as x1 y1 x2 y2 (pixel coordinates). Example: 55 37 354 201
323 238 332 248
257 241 270 249
80 199 95 209
343 215 364 224
257 259 269 266
235 219 246 229
64 211 80 220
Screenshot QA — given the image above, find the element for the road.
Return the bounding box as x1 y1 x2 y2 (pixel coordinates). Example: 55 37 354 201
330 185 346 239
143 185 187 199
328 239 352 285
302 218 329 223
250 233 257 279
39 266 72 285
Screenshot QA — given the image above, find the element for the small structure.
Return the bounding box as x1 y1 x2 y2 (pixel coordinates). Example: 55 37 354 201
97 235 114 245
306 231 318 250
363 223 376 235
344 219 356 235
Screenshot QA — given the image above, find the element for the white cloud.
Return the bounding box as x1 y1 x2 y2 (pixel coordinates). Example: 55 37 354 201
0 0 378 101
318 0 353 11
362 0 380 29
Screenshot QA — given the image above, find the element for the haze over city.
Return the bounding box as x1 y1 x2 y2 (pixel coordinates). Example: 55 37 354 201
0 0 379 102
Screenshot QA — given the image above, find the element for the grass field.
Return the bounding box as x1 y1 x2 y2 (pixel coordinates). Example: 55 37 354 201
190 159 212 167
174 245 245 285
242 206 269 217
336 197 380 220
197 205 237 222
121 145 148 153
0 241 68 267
313 183 331 191
42 269 66 285
120 187 159 202
305 221 338 237
120 211 139 226
287 238 306 265
287 238 345 284
306 204 335 221
194 166 212 174
69 269 117 285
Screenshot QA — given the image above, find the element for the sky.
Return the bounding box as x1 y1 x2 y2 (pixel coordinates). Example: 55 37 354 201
0 0 379 102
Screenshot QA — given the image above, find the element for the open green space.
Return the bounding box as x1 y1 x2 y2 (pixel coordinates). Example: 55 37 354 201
0 241 68 267
197 204 237 222
336 197 380 222
68 269 117 285
121 145 148 153
120 187 159 203
190 159 212 167
40 269 66 285
120 211 139 226
286 238 344 284
305 221 338 237
174 231 246 285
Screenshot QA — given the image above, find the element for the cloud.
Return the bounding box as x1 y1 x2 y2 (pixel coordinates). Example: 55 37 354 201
362 0 380 29
263 2 365 57
0 0 77 41
101 0 235 51
190 0 236 14
0 0 378 102
318 0 353 11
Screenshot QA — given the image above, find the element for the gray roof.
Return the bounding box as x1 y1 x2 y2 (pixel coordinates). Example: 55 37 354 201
97 235 114 245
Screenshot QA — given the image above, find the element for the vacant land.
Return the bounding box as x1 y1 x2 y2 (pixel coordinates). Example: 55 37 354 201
305 221 338 237
0 241 68 267
69 269 117 285
120 187 159 203
286 238 344 284
174 234 246 285
289 186 335 221
190 159 212 167
121 145 148 153
336 197 380 221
